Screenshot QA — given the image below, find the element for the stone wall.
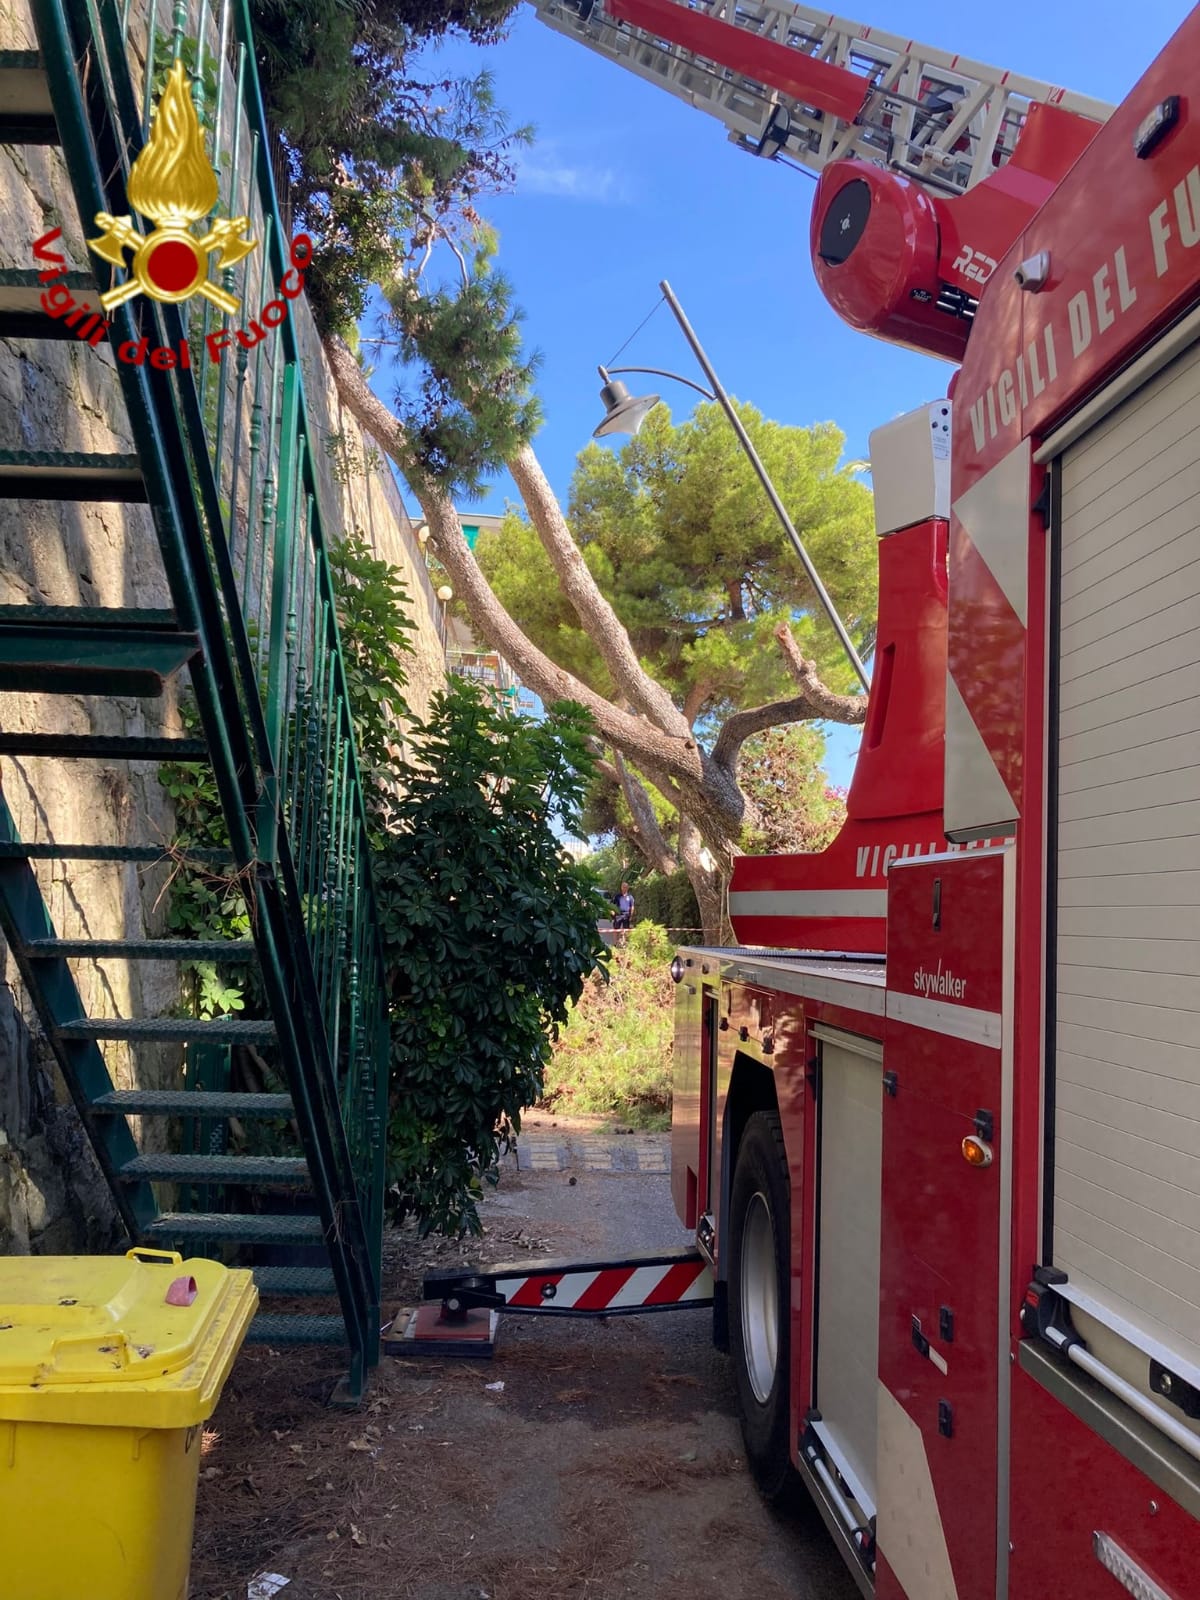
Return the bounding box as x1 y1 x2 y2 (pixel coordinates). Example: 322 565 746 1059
0 0 445 1252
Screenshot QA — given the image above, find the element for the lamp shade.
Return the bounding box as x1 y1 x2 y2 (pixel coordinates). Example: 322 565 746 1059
593 377 661 439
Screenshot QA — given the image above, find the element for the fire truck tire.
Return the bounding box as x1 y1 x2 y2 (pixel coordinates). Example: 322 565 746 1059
728 1108 794 1500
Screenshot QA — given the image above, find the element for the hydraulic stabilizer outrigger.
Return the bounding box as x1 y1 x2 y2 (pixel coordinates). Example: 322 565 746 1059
385 1246 714 1359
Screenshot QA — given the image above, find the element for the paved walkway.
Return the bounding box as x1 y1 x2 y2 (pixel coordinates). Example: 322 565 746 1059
514 1129 670 1175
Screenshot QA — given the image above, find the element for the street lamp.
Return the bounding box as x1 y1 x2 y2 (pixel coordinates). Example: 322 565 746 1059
591 278 869 693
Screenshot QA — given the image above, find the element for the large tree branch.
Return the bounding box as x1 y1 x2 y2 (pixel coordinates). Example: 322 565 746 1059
710 629 867 774
614 752 678 877
592 755 677 875
324 336 710 793
682 678 714 728
323 337 821 872
773 623 868 722
508 446 689 740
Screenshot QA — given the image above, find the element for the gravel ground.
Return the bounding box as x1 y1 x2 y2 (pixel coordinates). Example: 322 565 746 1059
190 1121 859 1600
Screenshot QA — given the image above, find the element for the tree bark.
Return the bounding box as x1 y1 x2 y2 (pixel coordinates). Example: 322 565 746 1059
771 623 868 722
614 753 679 878
677 816 725 944
509 446 689 739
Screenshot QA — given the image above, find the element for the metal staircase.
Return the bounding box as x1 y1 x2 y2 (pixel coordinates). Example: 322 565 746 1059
0 0 390 1400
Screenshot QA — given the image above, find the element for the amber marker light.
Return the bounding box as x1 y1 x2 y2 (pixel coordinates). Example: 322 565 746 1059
962 1135 993 1167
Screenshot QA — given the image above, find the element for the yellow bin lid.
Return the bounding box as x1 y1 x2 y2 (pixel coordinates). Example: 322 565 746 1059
0 1249 258 1429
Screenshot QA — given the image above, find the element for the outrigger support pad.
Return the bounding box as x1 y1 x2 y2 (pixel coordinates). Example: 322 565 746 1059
384 1246 714 1360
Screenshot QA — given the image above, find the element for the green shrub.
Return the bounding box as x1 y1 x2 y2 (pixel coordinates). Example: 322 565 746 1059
543 925 675 1130
630 869 701 936
626 919 674 965
376 681 609 1234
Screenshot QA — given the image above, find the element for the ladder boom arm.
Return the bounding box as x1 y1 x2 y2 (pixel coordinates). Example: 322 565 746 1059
535 0 1111 194
608 0 869 124
531 0 1114 361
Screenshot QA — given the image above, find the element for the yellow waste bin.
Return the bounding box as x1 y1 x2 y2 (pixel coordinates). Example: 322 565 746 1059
0 1247 258 1600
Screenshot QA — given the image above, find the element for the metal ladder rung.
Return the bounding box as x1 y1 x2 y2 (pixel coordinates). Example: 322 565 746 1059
0 452 144 502
55 1016 276 1044
0 52 56 143
25 938 256 961
92 1089 293 1117
0 733 207 759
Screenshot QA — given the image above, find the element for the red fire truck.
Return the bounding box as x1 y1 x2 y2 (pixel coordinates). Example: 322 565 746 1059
422 4 1200 1595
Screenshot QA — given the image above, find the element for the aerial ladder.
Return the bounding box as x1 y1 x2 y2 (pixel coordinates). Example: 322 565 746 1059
530 0 1112 359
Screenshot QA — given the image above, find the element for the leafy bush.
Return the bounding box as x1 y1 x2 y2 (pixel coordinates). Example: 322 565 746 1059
626 920 674 966
543 923 675 1130
375 681 609 1234
738 725 846 856
326 533 414 826
630 869 701 937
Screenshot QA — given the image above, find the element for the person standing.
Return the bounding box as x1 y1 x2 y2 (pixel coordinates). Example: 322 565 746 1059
614 881 635 930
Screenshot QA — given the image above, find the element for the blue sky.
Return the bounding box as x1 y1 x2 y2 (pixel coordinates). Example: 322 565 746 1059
389 2 1190 784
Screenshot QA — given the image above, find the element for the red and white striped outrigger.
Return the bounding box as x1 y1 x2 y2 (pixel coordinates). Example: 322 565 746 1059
389 1247 714 1357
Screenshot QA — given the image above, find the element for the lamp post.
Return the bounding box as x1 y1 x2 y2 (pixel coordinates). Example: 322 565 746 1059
592 278 869 693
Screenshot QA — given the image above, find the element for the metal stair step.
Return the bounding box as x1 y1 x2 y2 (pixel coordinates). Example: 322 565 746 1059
143 1211 326 1244
0 841 232 863
0 605 179 625
120 1153 308 1184
254 1266 336 1297
0 733 207 759
93 1089 293 1117
0 51 56 143
0 452 145 502
55 1016 276 1043
246 1313 347 1347
0 268 98 339
26 938 256 961
0 611 201 696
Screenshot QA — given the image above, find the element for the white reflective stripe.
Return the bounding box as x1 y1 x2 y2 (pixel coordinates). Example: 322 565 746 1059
606 1266 676 1308
951 438 1031 627
729 890 888 918
604 1263 710 1308
494 1269 600 1307
944 673 1019 841
886 989 1002 1047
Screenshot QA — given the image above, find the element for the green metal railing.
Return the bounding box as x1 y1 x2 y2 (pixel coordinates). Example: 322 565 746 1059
31 0 391 1384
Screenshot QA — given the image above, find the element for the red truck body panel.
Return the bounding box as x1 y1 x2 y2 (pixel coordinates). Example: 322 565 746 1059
670 9 1200 1598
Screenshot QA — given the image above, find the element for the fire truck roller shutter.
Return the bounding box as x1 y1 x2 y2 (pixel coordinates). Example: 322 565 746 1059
813 1027 884 1520
1049 327 1200 1427
727 1108 795 1501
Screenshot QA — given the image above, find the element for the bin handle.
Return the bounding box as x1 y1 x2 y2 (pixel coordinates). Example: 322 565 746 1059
125 1247 183 1267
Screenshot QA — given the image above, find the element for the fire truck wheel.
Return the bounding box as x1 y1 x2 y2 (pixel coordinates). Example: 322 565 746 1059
728 1108 794 1500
